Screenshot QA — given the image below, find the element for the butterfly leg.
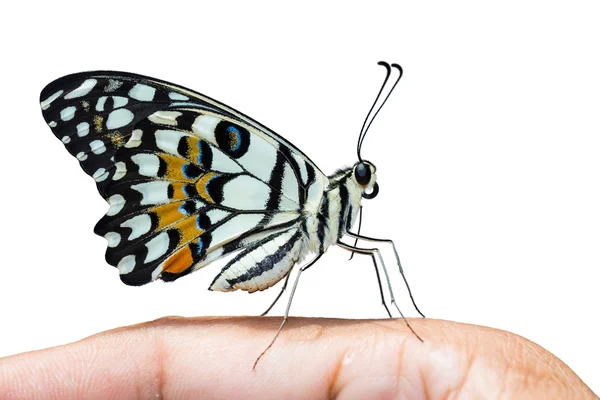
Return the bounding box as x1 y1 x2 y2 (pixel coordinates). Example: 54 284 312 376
345 232 426 318
348 206 363 261
342 240 392 319
337 240 395 321
253 253 323 370
337 241 423 342
260 270 292 316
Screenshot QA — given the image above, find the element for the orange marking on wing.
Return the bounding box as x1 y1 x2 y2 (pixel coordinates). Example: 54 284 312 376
185 136 200 163
168 182 189 201
151 201 186 230
158 153 193 181
162 245 194 274
196 171 217 203
184 136 211 170
173 215 204 244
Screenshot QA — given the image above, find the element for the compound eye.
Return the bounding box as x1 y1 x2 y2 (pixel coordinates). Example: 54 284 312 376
354 162 372 186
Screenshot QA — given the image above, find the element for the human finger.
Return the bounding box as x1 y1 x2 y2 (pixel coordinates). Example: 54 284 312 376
0 317 595 399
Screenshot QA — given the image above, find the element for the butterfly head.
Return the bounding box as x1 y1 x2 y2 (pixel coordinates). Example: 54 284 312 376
353 160 378 199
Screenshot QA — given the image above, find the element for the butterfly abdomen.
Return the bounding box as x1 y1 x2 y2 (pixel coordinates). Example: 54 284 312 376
209 229 306 292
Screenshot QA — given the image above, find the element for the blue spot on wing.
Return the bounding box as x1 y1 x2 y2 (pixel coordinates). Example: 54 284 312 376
179 204 189 215
191 239 203 256
197 140 203 165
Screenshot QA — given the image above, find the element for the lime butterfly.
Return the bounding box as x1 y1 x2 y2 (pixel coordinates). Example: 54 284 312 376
40 62 424 366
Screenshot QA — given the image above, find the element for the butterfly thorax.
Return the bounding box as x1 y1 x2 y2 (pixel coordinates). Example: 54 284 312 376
305 167 362 256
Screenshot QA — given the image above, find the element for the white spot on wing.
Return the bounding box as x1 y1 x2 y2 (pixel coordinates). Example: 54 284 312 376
76 122 90 137
117 255 136 275
113 161 126 180
121 214 152 240
112 96 128 108
131 154 160 177
48 121 57 127
206 209 230 225
93 168 109 182
64 79 97 99
107 194 125 216
277 196 299 214
61 136 71 144
144 232 170 263
90 140 106 154
169 92 189 101
129 84 156 101
281 163 300 205
192 114 220 142
263 212 299 228
210 145 244 173
236 131 277 182
125 129 143 148
151 264 164 281
105 232 121 248
60 106 76 121
155 129 186 155
76 151 88 161
96 96 107 111
40 90 63 110
106 108 134 129
149 111 182 127
209 214 264 249
292 152 309 185
131 181 170 205
221 175 270 210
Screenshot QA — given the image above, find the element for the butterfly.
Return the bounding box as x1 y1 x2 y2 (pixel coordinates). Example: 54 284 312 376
40 61 425 367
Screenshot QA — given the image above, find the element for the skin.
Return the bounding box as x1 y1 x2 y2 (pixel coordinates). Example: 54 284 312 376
0 317 596 399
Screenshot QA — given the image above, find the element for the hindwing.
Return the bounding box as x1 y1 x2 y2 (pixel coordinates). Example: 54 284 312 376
40 72 328 286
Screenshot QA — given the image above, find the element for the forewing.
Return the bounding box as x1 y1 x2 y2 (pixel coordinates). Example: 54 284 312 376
40 72 327 285
40 71 326 196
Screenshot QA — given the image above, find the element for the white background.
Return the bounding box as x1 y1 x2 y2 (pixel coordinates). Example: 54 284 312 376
1 0 599 394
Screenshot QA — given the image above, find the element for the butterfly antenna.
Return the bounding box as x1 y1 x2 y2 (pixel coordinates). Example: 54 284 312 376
349 206 363 260
357 62 404 160
357 62 391 160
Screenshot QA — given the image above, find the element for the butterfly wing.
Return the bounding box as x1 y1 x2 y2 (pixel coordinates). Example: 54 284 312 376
40 71 328 287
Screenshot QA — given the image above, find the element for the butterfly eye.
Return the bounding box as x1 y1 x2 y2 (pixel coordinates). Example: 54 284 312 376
354 162 371 186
